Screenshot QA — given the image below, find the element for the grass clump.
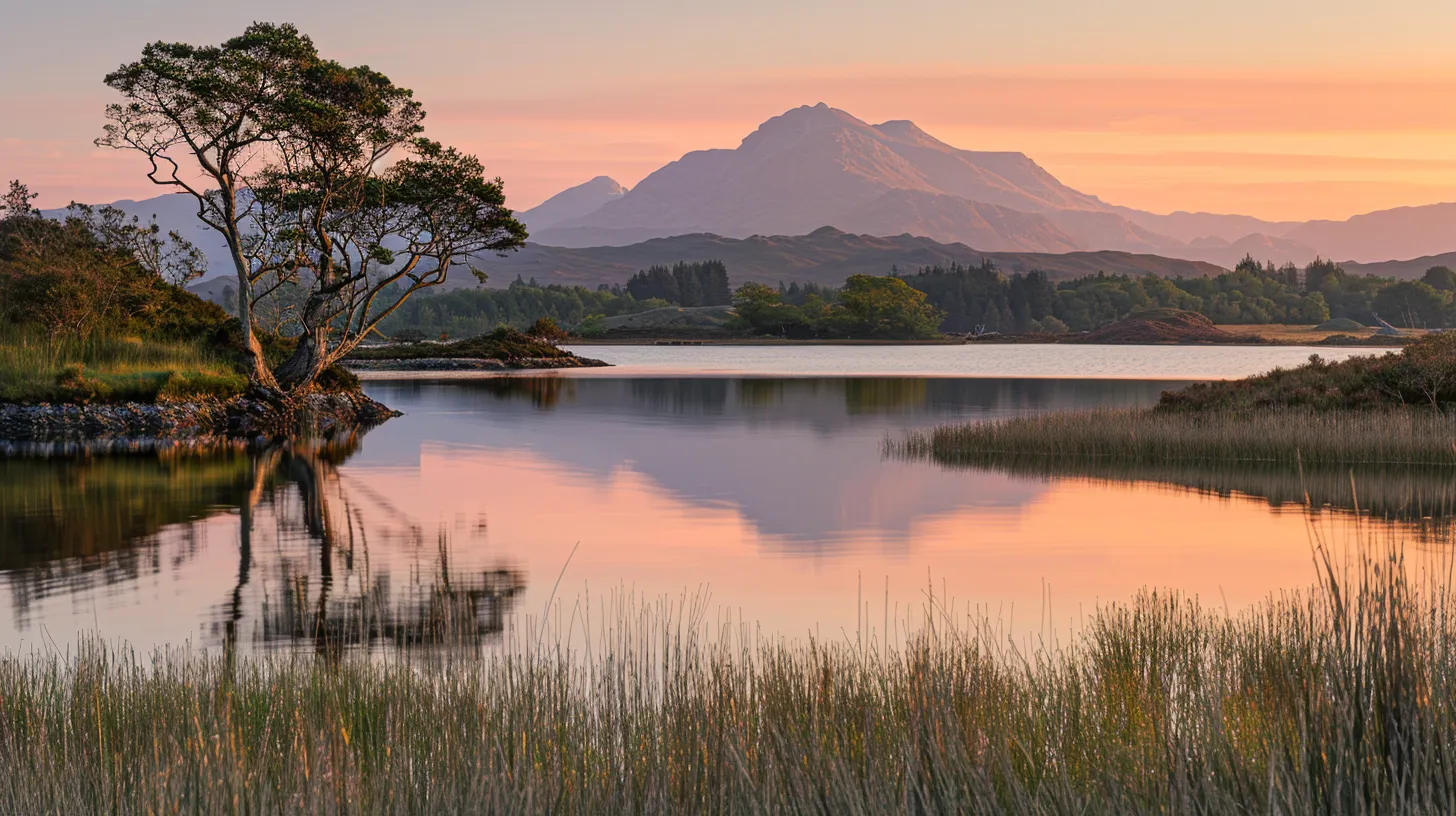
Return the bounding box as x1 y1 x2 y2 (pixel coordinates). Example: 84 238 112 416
348 326 578 363
897 407 1456 468
0 540 1454 813
0 332 248 404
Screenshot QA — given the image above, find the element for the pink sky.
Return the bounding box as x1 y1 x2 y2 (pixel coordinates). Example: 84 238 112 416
3 2 1455 220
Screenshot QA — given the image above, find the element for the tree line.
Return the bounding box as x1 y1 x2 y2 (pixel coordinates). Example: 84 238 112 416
625 261 732 306
373 277 667 339
900 256 1456 334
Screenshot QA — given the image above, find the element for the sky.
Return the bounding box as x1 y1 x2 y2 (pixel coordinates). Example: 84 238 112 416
3 0 1455 221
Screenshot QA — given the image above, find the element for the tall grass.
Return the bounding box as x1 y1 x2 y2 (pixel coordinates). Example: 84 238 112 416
895 407 1456 467
0 329 246 403
1 533 1454 814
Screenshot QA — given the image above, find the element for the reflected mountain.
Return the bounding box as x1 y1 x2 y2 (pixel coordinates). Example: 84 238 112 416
357 377 1186 547
0 432 524 656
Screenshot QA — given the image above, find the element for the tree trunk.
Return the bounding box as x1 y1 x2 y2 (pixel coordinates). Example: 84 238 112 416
273 331 328 392
239 292 275 387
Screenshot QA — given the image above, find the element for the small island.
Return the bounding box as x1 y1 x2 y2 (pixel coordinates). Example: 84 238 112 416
898 330 1456 469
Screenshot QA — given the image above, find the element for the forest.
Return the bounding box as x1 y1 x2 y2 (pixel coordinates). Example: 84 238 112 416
903 256 1456 334
368 254 1456 340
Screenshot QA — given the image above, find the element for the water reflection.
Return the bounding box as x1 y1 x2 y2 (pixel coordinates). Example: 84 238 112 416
359 376 1191 548
917 455 1456 543
0 432 524 657
7 374 1455 652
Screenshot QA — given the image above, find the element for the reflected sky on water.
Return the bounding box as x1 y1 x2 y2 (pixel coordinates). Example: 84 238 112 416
1 370 1445 655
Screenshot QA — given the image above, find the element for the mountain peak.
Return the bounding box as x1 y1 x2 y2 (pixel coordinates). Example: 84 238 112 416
873 119 934 143
745 103 860 140
581 176 627 194
519 176 629 232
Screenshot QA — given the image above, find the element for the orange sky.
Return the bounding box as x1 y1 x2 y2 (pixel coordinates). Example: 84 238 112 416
424 66 1456 220
4 2 1456 220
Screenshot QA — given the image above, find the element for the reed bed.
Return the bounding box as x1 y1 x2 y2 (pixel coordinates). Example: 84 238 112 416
895 407 1456 468
2 537 1455 814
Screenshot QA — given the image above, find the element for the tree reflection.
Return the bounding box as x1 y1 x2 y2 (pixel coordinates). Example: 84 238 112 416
1 430 525 658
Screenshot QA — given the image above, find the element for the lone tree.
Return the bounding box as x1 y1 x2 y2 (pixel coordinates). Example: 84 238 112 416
99 23 526 391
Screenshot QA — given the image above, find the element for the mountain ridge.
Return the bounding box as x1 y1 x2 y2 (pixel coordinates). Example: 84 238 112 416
531 103 1456 266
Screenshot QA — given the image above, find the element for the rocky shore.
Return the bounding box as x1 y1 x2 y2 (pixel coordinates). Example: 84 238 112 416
344 355 609 372
0 388 397 451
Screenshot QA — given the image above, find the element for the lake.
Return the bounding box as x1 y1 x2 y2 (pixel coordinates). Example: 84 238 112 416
0 344 1432 657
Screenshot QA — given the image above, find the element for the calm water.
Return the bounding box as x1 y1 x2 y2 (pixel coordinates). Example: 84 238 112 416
2 345 1438 657
555 343 1383 379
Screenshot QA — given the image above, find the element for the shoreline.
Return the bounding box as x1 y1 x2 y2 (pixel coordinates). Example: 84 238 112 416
342 355 610 372
0 389 396 450
567 335 1407 348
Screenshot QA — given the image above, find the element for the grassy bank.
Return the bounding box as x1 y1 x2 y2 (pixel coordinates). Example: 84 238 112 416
0 332 247 404
899 333 1456 468
0 539 1453 813
896 407 1456 468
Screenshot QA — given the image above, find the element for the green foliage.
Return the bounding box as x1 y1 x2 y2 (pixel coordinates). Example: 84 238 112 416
0 184 247 405
834 274 945 338
376 279 657 337
0 196 231 343
525 316 569 343
731 277 943 339
1163 332 1456 413
1423 266 1456 292
625 260 732 306
1373 280 1449 328
100 23 527 390
731 282 814 337
895 255 1456 334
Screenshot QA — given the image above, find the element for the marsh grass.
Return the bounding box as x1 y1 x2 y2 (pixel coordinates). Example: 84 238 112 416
1 529 1455 814
0 330 246 403
895 407 1456 468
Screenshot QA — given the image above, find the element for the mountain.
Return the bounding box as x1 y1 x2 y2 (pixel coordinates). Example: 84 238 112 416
1340 252 1456 281
1283 203 1456 263
533 103 1128 251
1176 233 1320 267
446 227 1227 290
57 103 1456 280
1113 209 1299 244
41 194 235 271
517 176 626 233
531 103 1456 265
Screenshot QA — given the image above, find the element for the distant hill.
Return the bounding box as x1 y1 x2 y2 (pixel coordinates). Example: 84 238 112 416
455 226 1227 290
1112 208 1299 244
518 176 626 232
1283 203 1456 263
1340 252 1456 281
41 194 235 272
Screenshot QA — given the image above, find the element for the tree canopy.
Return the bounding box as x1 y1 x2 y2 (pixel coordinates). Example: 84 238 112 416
99 23 525 391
